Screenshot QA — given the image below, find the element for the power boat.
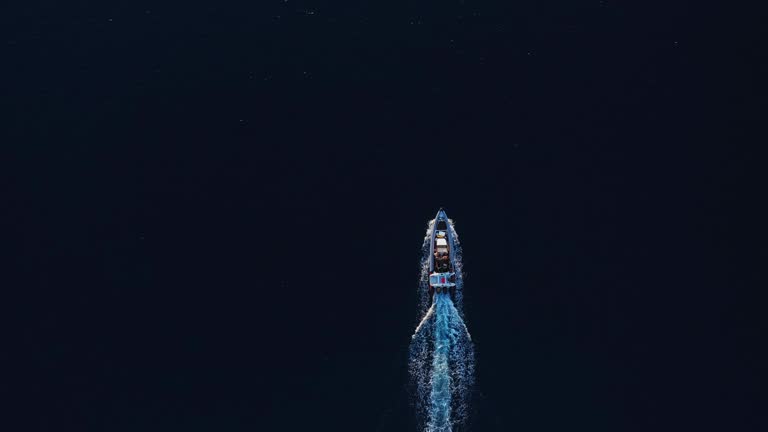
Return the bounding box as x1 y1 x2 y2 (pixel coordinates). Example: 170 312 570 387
428 208 457 301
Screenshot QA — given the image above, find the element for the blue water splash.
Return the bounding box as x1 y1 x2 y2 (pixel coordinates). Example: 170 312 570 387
411 294 474 431
428 293 453 431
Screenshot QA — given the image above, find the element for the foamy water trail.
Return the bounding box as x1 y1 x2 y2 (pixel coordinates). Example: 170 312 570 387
413 303 436 339
444 295 474 426
428 293 453 431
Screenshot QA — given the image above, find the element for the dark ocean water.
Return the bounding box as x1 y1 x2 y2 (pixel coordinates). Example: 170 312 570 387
6 1 765 431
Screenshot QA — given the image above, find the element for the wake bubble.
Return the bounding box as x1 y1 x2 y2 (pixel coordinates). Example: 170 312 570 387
409 216 475 431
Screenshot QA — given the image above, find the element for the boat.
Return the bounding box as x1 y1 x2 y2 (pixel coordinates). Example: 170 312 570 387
428 208 457 301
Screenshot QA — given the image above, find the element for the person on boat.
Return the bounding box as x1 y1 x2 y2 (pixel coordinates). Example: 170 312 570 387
436 251 449 271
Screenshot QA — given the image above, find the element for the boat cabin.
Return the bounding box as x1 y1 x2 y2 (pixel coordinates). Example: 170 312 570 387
429 229 456 295
433 231 451 272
